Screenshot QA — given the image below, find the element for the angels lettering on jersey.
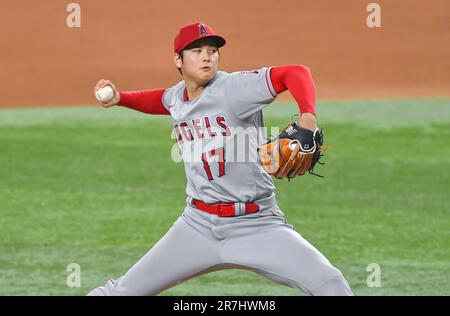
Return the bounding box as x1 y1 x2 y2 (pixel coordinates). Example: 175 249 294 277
169 113 262 167
173 116 231 144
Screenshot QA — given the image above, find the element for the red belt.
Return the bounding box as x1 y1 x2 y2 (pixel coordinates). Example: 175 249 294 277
191 199 260 217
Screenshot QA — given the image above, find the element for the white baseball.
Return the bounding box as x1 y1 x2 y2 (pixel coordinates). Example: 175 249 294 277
95 86 114 102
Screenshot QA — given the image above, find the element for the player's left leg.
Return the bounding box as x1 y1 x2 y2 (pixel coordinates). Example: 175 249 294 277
221 221 353 296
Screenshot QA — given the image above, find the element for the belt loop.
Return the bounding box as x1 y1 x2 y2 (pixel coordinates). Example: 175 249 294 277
234 203 245 216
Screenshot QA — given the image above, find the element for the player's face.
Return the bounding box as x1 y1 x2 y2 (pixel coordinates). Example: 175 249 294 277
174 42 220 85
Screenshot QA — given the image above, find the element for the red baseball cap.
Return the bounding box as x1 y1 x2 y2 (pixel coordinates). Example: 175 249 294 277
174 22 226 53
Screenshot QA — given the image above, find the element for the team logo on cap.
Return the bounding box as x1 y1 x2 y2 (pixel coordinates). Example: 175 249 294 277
198 23 209 36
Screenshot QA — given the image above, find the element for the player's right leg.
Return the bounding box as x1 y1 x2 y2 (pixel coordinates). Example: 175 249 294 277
87 216 221 296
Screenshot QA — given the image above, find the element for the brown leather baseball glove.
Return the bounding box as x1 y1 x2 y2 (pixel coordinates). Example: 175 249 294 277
258 122 326 180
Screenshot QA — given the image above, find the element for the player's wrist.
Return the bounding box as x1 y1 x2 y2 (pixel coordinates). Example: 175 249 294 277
297 112 317 130
116 91 122 104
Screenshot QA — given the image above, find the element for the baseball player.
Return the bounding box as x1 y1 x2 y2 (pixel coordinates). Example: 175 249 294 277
88 22 353 296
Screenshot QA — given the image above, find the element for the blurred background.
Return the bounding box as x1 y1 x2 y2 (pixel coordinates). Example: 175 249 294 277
1 0 449 107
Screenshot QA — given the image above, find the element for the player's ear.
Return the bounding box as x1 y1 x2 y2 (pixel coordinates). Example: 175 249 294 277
173 52 183 68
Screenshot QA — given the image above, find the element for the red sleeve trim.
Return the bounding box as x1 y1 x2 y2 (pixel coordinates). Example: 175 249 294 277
265 68 277 98
119 89 170 116
269 65 316 116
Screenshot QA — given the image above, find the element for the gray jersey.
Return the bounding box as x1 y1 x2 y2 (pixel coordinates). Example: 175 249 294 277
162 67 278 203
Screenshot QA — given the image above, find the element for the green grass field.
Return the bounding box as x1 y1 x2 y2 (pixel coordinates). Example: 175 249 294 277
0 99 449 296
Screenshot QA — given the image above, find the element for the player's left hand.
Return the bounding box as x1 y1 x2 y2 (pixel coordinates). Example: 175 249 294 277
258 119 326 180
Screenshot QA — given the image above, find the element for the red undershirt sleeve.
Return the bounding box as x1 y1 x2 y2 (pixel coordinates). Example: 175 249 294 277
269 65 317 117
118 89 170 115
